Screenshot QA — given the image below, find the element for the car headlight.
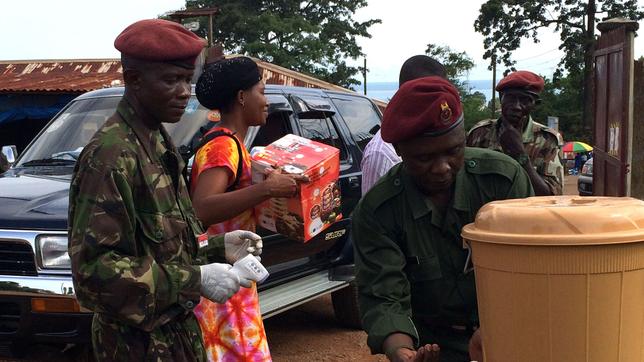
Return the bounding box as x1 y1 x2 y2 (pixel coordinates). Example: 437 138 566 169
37 235 71 269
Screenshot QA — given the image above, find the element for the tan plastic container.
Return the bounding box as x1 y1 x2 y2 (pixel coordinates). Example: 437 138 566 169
461 196 644 362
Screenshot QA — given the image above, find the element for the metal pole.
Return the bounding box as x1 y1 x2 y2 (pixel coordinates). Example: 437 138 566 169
491 53 497 118
363 58 367 95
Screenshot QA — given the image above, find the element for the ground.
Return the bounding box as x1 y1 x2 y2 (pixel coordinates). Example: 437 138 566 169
2 176 580 362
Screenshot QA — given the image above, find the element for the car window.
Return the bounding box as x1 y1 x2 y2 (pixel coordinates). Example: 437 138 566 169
331 97 380 150
249 94 293 149
16 95 210 167
250 112 292 149
16 97 121 165
298 116 348 161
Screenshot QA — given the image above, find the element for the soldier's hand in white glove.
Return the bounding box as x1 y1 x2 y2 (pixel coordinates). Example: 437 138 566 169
199 263 250 303
224 230 263 263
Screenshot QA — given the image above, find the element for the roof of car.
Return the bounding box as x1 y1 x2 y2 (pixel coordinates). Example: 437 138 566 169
74 84 373 101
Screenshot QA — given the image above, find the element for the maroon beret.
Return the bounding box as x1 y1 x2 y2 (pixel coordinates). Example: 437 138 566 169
114 19 205 67
381 76 463 143
496 70 544 94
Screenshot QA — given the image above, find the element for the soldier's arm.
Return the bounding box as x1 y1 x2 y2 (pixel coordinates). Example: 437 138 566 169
465 127 483 147
69 163 201 331
539 136 565 195
352 201 418 355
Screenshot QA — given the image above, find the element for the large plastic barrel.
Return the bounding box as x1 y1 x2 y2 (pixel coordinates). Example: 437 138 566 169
461 196 644 362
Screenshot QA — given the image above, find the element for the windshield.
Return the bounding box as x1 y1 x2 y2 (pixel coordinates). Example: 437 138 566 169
16 95 210 168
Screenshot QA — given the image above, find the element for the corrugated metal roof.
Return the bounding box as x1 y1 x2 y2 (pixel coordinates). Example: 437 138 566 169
0 57 387 110
0 59 123 93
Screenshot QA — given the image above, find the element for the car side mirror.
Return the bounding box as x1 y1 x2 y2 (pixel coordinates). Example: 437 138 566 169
1 145 18 166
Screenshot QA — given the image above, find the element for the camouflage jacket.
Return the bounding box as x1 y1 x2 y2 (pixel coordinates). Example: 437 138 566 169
466 116 564 195
68 99 225 361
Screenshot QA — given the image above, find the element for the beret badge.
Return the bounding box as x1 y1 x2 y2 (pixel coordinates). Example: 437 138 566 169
440 101 452 124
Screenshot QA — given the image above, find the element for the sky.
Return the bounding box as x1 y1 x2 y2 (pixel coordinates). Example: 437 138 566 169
1 0 644 83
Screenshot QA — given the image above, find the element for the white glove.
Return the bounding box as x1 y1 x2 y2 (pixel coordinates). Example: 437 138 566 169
224 230 263 263
199 263 246 303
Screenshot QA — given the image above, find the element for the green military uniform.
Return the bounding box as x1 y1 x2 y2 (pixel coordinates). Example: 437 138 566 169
466 116 564 195
0 152 9 173
353 147 534 361
69 99 225 361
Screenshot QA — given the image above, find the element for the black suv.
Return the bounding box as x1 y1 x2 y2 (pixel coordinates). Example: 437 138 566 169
0 84 382 356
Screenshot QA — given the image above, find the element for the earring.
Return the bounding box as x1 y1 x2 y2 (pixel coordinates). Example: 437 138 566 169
240 100 245 107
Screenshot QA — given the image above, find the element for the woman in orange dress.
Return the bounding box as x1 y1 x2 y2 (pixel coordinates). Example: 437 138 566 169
191 56 306 361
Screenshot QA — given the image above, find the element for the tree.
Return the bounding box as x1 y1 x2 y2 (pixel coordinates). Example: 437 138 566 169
425 44 489 129
474 0 643 141
183 0 380 88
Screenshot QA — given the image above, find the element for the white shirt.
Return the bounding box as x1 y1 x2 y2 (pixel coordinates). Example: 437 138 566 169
360 130 402 195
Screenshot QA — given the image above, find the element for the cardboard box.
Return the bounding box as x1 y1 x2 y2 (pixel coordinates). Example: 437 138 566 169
251 134 342 242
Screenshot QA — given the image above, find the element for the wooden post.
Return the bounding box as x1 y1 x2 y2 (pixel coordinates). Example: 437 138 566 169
208 14 214 47
631 60 644 199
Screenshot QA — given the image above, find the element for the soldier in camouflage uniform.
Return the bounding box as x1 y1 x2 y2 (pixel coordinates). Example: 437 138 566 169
467 70 564 195
68 19 261 361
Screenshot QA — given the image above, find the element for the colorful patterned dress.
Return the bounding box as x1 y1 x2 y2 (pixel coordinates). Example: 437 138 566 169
191 126 272 361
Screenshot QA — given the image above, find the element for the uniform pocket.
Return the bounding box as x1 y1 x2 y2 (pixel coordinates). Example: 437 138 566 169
406 256 444 313
138 212 188 243
406 256 443 282
137 212 188 262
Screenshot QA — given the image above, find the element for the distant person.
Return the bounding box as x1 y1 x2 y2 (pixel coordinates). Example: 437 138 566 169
574 152 583 174
68 19 261 361
0 152 9 173
353 76 534 362
467 70 564 195
361 55 447 195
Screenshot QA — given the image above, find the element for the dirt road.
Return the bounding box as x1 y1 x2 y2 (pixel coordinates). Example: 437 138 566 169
265 294 385 362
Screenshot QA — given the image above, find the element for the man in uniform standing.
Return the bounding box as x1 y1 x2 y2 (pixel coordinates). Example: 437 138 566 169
68 19 261 361
467 70 564 195
352 76 534 361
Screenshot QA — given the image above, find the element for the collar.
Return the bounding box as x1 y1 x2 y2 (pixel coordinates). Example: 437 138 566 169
115 98 182 165
521 116 536 143
117 98 160 160
401 166 468 221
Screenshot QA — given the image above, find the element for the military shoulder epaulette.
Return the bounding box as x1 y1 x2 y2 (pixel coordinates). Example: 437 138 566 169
534 122 562 145
468 118 497 132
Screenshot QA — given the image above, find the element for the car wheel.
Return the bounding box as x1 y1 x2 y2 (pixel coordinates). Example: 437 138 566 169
331 281 362 329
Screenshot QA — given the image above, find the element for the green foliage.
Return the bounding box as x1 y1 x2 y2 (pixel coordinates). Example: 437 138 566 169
462 91 491 130
532 75 590 143
474 0 642 75
183 0 381 88
474 0 643 139
425 44 491 129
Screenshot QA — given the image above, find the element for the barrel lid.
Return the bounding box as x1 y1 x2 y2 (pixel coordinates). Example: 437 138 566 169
461 196 644 245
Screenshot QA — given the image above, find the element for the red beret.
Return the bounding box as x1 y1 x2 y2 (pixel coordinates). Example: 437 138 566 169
114 19 205 67
381 76 463 143
496 70 544 94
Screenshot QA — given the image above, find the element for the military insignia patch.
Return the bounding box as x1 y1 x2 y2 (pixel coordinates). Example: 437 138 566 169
440 101 452 124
